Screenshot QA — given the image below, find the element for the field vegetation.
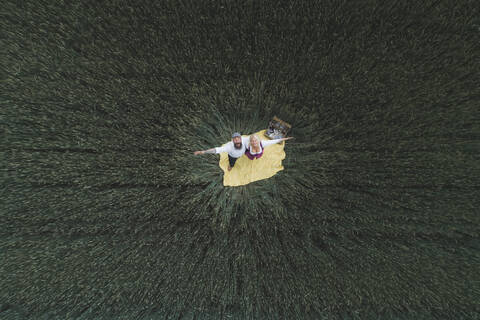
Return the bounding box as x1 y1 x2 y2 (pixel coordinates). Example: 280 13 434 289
1 0 479 319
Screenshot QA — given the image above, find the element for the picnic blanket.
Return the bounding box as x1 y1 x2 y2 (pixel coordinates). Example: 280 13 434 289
219 129 286 186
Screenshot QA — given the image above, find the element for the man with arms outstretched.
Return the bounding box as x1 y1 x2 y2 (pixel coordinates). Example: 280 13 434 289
193 132 248 171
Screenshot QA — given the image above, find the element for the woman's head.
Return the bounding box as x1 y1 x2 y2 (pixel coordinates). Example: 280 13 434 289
249 135 260 148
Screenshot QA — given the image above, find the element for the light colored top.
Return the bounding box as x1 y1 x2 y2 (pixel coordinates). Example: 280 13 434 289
247 138 283 155
215 136 250 158
215 137 284 157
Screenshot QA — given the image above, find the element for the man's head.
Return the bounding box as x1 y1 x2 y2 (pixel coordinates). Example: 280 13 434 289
232 132 242 149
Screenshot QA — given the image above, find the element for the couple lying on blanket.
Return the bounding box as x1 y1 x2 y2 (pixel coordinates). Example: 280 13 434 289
194 132 293 171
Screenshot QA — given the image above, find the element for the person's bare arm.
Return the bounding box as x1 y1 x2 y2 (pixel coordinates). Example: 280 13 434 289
193 148 216 155
262 137 294 148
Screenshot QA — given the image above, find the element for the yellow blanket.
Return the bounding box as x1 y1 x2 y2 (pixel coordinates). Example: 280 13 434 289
219 129 286 187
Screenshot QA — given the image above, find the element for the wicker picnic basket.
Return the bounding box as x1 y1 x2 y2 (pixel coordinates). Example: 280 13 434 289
264 116 292 139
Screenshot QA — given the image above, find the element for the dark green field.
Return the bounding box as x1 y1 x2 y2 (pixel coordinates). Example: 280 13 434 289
1 0 479 319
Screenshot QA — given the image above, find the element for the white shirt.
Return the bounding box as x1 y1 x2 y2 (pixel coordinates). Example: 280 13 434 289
215 137 283 157
215 136 250 158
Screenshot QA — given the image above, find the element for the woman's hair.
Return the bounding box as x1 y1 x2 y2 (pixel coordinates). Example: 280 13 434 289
249 134 260 146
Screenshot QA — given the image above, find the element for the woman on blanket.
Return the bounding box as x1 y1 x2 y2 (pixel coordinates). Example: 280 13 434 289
245 134 293 160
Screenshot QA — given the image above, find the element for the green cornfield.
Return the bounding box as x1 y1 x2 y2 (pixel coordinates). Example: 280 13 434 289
1 0 479 319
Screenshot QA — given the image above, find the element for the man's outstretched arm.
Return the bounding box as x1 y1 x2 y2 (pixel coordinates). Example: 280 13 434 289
193 148 217 155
